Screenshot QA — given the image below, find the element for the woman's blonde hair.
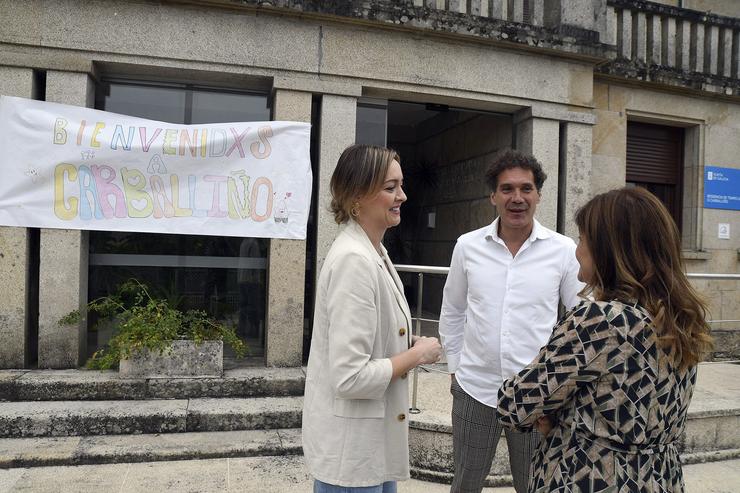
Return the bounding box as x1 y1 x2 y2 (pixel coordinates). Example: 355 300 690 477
575 187 712 369
329 144 401 224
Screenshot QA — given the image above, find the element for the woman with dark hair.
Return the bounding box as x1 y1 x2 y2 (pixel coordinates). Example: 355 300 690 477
302 144 443 493
497 187 712 492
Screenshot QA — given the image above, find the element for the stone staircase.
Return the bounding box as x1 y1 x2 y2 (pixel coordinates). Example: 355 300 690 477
407 362 740 486
2 363 739 488
0 368 304 468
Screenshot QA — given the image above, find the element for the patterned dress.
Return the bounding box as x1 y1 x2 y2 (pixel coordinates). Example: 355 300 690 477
497 300 695 493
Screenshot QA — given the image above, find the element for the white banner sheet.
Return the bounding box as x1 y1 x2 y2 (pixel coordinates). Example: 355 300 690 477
0 96 312 239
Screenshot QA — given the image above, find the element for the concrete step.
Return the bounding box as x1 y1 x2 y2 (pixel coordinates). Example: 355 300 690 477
0 396 303 438
1 454 739 492
0 367 305 401
709 327 740 361
0 428 302 468
407 362 740 484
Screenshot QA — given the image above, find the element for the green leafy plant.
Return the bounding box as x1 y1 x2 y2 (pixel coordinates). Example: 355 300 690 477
59 279 246 370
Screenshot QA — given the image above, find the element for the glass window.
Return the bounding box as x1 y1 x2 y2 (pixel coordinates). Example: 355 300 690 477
356 100 387 147
89 80 271 361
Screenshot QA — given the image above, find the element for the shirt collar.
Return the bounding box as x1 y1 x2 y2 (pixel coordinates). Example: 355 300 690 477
485 217 551 244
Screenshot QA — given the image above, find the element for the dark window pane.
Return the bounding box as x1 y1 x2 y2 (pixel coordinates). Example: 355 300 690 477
356 103 387 147
100 83 186 123
191 90 270 124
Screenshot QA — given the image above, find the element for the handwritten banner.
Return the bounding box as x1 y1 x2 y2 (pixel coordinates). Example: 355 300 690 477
0 96 312 239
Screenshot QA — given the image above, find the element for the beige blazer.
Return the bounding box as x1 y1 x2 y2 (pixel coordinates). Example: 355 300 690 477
302 220 413 487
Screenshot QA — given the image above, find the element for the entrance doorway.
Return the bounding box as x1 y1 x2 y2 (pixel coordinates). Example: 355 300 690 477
357 100 513 319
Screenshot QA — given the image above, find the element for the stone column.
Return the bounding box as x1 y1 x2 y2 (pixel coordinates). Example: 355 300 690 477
633 11 647 62
559 122 593 240
514 113 560 231
265 89 312 367
37 71 93 368
315 95 356 279
0 66 35 368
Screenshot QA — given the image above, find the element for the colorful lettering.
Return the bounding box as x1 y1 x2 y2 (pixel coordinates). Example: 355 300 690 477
91 165 127 219
162 129 177 156
121 167 154 218
76 120 86 146
225 127 249 158
226 173 251 219
204 175 228 217
90 122 105 148
250 177 273 222
77 165 102 220
170 175 193 217
208 129 227 157
200 129 208 158
251 125 273 159
139 127 162 152
53 163 78 220
111 125 135 151
178 129 198 157
53 118 68 145
189 175 208 217
150 175 175 218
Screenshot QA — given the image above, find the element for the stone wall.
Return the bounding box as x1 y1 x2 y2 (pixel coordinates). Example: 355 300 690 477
592 79 740 329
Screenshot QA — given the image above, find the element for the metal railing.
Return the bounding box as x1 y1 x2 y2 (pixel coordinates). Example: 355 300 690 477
395 264 740 413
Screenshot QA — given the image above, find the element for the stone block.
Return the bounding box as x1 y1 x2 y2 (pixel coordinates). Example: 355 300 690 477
38 229 88 369
560 122 593 239
0 399 188 437
633 12 647 62
315 94 356 278
265 238 306 367
661 16 677 68
0 228 30 369
0 66 35 370
265 89 314 368
185 396 303 432
118 341 223 379
516 115 560 231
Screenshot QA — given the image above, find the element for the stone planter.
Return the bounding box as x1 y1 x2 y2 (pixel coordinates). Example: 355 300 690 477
119 340 223 378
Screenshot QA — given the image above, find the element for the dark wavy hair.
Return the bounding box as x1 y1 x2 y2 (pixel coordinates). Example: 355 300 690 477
575 187 712 369
329 144 401 224
484 149 547 192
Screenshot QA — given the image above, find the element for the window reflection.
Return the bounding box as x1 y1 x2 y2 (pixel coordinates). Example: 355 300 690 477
89 80 271 361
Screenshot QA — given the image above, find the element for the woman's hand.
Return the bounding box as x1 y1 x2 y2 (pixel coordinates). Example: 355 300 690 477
412 336 443 365
535 416 554 437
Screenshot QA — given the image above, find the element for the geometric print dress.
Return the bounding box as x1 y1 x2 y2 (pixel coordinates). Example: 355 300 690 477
497 300 696 493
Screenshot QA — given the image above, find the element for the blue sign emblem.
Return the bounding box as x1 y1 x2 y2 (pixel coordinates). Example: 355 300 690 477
704 166 740 211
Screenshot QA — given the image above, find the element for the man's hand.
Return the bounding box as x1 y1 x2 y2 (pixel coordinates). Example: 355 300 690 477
535 416 554 437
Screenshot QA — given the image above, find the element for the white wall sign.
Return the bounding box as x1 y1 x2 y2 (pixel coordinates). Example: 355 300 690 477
0 96 312 239
718 223 730 240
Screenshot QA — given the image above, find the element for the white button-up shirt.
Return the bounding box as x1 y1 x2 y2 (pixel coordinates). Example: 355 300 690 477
439 218 584 407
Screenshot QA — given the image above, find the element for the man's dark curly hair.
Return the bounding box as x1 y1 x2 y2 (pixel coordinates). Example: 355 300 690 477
484 149 547 193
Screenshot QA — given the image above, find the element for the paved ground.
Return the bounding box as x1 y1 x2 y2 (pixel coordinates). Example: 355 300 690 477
0 455 738 492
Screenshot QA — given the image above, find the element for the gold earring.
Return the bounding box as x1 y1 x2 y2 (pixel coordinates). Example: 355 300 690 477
351 202 360 217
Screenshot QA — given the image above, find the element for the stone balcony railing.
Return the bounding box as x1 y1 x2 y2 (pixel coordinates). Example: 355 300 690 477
213 0 739 95
600 0 740 95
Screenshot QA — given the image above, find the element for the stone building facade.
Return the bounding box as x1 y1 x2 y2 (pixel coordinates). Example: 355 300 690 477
0 0 738 369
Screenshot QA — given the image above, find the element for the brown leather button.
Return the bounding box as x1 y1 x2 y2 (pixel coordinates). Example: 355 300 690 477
399 327 406 336
397 413 406 421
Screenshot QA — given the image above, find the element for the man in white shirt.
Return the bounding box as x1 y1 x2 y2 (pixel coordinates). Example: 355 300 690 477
439 150 584 493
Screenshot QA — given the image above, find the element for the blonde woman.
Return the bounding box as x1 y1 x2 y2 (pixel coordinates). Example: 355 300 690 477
497 187 712 492
302 144 443 493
